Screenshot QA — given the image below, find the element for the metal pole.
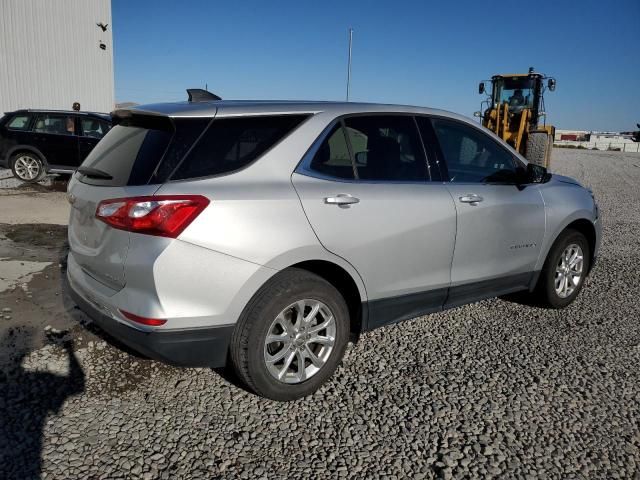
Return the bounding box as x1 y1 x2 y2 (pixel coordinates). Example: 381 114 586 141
346 28 353 101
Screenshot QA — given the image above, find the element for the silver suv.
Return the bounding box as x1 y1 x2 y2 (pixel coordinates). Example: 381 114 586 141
67 100 601 400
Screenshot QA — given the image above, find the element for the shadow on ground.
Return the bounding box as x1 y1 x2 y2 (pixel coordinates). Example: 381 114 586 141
0 328 85 479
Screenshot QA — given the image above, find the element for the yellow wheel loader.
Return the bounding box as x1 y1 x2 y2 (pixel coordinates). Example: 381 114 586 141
476 67 556 167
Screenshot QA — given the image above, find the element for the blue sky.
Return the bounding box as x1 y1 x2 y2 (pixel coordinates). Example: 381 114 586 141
113 0 640 131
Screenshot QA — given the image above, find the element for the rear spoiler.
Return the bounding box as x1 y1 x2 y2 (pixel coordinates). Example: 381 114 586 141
109 109 173 130
187 89 221 102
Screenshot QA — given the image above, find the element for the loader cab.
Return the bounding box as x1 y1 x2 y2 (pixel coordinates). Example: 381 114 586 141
490 74 543 121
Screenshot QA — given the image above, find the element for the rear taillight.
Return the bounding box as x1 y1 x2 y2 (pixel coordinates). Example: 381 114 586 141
120 309 167 326
96 195 209 238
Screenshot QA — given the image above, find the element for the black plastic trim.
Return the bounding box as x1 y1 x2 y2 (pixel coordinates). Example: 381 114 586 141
69 285 234 368
366 287 447 331
364 272 535 331
444 272 532 308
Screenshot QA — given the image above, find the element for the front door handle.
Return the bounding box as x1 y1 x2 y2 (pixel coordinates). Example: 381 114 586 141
325 194 360 206
459 194 483 205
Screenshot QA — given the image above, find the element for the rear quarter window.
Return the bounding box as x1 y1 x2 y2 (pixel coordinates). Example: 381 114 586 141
170 115 309 181
6 114 32 130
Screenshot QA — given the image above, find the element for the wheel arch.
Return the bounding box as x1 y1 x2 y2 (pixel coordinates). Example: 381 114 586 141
285 260 367 341
8 145 49 167
540 217 597 275
563 218 597 273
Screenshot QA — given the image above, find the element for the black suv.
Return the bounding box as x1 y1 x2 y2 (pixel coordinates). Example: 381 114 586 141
0 109 111 182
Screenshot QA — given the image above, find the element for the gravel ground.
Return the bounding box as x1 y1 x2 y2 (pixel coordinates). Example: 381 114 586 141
1 149 639 479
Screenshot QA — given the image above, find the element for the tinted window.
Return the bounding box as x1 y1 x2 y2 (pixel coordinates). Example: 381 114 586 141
343 115 428 181
7 114 31 130
309 124 355 179
78 116 211 187
171 115 308 180
81 118 111 139
431 118 521 183
79 115 173 186
33 114 76 135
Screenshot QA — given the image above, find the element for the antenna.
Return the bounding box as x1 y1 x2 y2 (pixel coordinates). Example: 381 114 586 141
346 28 353 101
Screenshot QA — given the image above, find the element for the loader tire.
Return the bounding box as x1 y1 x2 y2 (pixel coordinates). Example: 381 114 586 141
526 132 552 167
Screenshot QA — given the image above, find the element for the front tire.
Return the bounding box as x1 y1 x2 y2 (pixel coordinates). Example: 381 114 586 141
229 269 350 401
534 229 590 308
526 132 552 167
11 153 46 183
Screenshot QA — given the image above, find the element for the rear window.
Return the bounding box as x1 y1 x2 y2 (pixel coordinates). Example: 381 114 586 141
170 115 309 180
78 115 209 187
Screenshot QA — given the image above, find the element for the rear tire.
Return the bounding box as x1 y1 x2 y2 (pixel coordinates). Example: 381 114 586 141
533 229 590 308
229 268 350 401
526 132 552 167
11 152 46 183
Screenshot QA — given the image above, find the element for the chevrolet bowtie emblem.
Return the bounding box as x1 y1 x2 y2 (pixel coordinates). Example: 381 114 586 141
67 193 77 205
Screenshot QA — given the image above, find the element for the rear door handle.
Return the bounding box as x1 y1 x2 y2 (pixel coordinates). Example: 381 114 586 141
459 194 483 205
324 194 360 206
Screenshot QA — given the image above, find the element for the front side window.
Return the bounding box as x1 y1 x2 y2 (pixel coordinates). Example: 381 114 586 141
343 115 428 182
7 114 31 130
432 118 521 183
81 118 110 139
171 115 308 180
33 114 76 136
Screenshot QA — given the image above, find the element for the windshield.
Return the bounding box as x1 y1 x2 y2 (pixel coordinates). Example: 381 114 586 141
492 77 536 109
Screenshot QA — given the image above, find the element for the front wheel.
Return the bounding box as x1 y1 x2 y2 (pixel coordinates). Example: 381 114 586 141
11 153 46 183
534 229 590 308
229 269 350 401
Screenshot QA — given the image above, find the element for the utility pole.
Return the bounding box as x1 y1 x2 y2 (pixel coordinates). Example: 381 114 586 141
346 28 353 102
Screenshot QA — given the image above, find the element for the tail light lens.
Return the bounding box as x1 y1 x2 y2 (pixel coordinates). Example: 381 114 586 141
96 195 209 238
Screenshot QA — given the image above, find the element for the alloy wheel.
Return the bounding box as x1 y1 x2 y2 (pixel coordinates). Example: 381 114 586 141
263 299 337 384
13 155 41 180
555 243 584 298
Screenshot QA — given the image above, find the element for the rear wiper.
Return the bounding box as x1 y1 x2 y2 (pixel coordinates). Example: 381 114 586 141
77 166 113 180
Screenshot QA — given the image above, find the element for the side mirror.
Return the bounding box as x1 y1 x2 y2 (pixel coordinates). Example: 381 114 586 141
525 163 548 183
473 111 482 118
547 78 556 91
478 82 485 94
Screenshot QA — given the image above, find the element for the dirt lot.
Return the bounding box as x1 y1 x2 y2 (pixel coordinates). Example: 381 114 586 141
1 150 639 479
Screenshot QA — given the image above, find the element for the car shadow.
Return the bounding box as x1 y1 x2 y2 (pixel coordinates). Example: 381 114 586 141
58 242 251 394
0 327 85 479
499 291 550 308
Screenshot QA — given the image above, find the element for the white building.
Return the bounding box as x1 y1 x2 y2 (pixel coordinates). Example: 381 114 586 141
554 129 639 152
0 0 114 114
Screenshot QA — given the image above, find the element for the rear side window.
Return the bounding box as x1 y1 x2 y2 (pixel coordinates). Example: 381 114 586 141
7 114 32 130
309 124 355 179
171 115 308 181
33 114 76 135
343 115 428 181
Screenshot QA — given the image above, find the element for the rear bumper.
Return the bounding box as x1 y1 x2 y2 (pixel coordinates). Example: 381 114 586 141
68 273 234 368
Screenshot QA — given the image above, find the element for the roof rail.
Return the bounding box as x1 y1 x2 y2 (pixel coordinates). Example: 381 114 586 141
187 89 221 102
